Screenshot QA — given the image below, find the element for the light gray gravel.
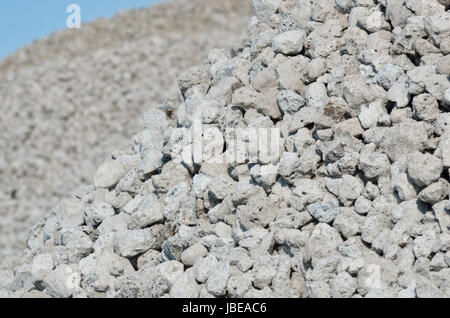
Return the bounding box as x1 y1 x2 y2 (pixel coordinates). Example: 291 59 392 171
1 0 450 298
0 0 253 266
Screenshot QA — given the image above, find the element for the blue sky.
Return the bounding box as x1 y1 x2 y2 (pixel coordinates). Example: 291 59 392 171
0 0 165 59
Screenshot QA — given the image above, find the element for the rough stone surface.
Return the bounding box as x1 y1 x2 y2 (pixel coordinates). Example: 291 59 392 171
2 0 450 299
0 0 253 264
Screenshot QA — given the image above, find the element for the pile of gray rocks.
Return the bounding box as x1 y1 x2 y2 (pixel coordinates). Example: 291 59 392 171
1 0 450 298
0 0 253 265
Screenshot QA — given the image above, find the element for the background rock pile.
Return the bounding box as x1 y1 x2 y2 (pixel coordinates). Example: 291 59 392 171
1 0 450 298
0 0 253 265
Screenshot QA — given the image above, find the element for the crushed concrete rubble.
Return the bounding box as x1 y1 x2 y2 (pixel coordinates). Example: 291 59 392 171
1 0 450 298
0 0 253 264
